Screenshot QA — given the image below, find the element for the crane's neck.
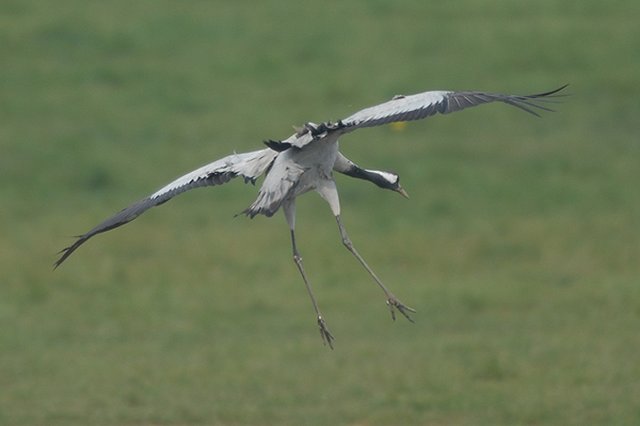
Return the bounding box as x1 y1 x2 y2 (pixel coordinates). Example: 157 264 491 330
333 151 407 196
338 161 398 190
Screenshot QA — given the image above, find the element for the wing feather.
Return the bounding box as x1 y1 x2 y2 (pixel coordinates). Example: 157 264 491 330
250 85 567 150
339 84 567 133
54 148 278 268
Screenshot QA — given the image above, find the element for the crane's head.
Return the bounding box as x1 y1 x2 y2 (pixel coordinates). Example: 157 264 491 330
367 169 409 198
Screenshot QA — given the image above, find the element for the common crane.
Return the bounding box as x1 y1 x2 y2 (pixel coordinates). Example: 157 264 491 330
55 85 566 348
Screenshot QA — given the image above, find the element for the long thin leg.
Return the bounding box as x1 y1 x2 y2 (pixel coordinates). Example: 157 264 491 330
335 215 416 322
290 230 334 348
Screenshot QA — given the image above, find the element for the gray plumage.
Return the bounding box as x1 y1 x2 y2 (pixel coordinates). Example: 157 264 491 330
56 85 566 348
280 85 566 149
55 149 278 267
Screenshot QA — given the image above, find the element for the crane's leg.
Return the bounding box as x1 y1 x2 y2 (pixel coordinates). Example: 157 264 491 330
335 215 416 322
316 178 415 323
284 201 334 348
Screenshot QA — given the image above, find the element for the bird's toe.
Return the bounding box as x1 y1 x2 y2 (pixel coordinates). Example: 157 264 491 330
317 315 335 349
386 297 416 323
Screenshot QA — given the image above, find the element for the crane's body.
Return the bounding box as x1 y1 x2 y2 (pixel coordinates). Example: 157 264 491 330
56 85 566 348
245 133 341 218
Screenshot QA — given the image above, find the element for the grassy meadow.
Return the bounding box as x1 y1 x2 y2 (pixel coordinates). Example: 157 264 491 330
2 0 639 424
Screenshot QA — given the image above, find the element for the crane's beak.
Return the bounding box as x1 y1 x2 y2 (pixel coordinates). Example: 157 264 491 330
396 185 409 199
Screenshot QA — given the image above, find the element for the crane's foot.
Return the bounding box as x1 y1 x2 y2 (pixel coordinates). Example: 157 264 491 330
386 296 416 323
317 315 335 349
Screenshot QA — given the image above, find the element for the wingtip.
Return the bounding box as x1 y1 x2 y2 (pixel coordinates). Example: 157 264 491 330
531 84 570 98
53 246 72 270
52 235 90 270
551 83 570 96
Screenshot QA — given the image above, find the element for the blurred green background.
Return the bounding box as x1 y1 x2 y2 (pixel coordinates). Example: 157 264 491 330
2 0 639 424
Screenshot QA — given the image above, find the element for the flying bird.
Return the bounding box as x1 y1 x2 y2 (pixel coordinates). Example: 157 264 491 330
55 85 566 348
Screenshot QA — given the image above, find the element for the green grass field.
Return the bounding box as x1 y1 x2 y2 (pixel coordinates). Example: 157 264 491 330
2 0 639 424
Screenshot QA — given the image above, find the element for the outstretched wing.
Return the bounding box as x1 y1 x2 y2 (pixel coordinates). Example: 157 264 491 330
340 85 567 132
55 148 278 268
283 85 567 148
